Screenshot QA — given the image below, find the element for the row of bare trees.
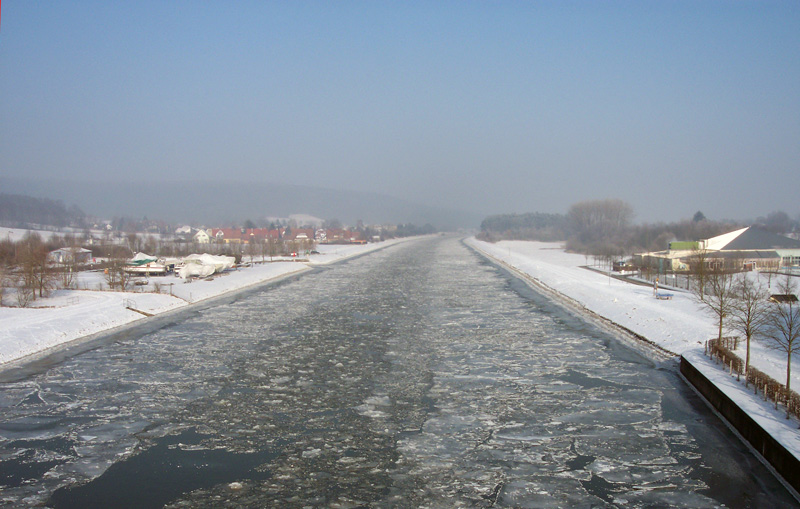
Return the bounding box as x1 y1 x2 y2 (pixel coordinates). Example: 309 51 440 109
243 237 316 264
695 268 800 416
0 231 134 306
1 232 321 306
3 234 58 307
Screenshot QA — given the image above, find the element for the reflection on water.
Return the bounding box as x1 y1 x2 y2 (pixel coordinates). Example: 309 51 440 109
0 236 795 507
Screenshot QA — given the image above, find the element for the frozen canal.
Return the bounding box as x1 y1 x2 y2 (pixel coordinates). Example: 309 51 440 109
0 236 796 507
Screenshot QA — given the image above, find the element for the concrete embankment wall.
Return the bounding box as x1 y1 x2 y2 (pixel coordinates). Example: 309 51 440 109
679 355 800 495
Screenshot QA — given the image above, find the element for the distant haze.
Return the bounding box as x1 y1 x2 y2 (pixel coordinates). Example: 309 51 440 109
1 3 798 224
0 177 480 229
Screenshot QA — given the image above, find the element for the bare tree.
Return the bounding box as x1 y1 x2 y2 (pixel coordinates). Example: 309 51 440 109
15 281 33 307
143 235 157 255
0 266 6 306
729 274 770 381
246 240 257 264
763 275 800 416
17 235 53 301
287 240 300 257
55 245 84 290
759 210 792 234
689 247 710 301
56 259 76 290
126 231 139 253
104 251 131 291
567 198 633 245
697 265 737 342
301 238 316 256
268 237 281 261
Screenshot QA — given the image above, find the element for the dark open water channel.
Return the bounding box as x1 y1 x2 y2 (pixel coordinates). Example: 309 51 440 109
0 236 796 507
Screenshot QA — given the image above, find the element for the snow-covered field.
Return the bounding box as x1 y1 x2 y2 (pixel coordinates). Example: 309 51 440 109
0 238 411 367
0 226 132 242
0 226 61 242
466 237 800 464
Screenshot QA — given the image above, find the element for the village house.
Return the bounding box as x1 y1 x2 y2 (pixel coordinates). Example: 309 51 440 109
209 228 242 244
48 247 93 265
193 229 211 244
209 228 281 244
247 228 281 243
321 228 347 244
283 228 316 245
315 228 370 244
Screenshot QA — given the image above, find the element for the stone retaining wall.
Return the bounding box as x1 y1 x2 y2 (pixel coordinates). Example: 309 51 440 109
680 355 800 495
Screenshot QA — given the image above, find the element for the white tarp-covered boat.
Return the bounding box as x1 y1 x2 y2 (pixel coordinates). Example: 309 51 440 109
131 252 158 263
125 252 167 275
178 254 236 280
178 262 216 279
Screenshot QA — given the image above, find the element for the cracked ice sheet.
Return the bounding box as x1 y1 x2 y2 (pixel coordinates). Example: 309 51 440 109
385 241 716 506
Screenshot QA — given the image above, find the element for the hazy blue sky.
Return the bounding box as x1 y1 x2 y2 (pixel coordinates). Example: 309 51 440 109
1 1 798 223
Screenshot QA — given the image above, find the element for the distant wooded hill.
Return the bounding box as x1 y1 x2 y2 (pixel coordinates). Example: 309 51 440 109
0 194 86 228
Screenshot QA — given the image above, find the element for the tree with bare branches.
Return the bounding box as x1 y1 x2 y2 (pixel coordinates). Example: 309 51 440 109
268 237 281 261
56 258 77 290
763 275 800 417
689 247 710 301
104 250 131 291
258 238 267 262
696 264 737 342
567 198 633 246
246 240 258 264
17 234 53 301
729 274 770 382
0 266 7 306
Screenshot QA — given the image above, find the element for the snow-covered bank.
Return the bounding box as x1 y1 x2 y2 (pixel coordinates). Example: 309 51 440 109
465 237 800 465
465 238 713 356
465 238 800 383
0 237 413 368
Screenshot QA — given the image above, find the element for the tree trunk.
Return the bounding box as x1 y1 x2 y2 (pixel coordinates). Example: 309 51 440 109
787 349 792 419
745 334 751 386
787 350 792 394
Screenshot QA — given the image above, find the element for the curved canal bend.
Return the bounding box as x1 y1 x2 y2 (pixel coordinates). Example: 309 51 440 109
0 236 795 507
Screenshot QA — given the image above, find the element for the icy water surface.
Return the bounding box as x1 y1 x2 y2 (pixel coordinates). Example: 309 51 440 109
0 236 796 507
